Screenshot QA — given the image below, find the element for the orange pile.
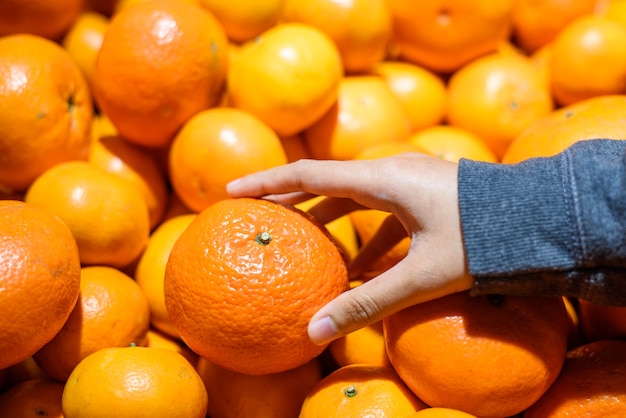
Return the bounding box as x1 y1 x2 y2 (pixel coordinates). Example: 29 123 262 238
1 0 626 416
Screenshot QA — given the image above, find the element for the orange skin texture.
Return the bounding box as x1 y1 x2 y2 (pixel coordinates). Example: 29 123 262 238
227 22 344 137
0 0 84 40
164 198 349 375
511 0 597 53
24 161 151 268
199 0 285 42
0 201 81 370
196 357 323 418
92 0 229 148
62 346 208 418
305 75 412 160
281 0 393 73
549 14 626 106
503 95 626 163
446 52 554 159
168 107 288 212
299 364 428 417
88 135 170 229
524 340 626 417
33 266 151 382
135 214 198 338
383 292 570 417
0 34 93 193
386 0 514 74
0 379 65 418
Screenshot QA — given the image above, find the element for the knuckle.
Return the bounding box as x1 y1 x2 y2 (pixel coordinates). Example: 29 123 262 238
341 293 384 328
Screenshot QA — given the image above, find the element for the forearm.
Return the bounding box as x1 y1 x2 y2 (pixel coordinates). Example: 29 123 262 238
458 139 626 305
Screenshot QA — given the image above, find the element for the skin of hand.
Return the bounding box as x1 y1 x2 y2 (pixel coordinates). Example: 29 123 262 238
226 153 473 346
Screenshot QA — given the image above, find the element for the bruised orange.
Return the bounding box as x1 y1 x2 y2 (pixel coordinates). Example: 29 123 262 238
92 0 228 148
0 201 81 371
164 198 349 375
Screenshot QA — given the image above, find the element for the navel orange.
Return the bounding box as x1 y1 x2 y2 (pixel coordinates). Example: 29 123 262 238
299 364 428 417
384 291 570 417
24 161 150 268
524 339 626 417
0 34 93 193
92 0 228 148
386 0 514 74
168 107 288 212
0 201 81 370
164 197 349 375
227 22 343 137
0 379 65 418
62 346 208 418
196 357 323 418
33 266 151 382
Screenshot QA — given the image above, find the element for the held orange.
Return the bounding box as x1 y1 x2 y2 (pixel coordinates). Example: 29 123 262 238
164 198 349 375
227 22 344 137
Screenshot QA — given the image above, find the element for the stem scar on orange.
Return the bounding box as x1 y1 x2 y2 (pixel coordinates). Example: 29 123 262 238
164 197 349 375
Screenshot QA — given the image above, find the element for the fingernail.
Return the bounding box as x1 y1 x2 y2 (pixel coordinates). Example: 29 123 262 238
308 316 339 346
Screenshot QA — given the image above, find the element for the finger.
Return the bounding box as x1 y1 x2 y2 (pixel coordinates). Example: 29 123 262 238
306 196 368 224
226 159 391 210
349 214 408 278
307 254 473 345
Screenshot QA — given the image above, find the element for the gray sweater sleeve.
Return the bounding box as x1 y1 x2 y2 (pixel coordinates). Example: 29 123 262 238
458 139 626 306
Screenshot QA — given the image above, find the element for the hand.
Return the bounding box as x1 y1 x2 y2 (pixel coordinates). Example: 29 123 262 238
227 153 472 345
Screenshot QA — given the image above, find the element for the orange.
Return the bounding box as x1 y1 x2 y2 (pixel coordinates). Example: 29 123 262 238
329 281 391 368
85 0 122 16
408 125 499 163
549 14 626 106
524 339 626 417
370 60 447 132
62 346 208 418
446 52 554 159
168 107 288 212
164 198 349 375
92 0 228 148
33 266 151 382
0 0 84 40
600 0 626 29
511 0 597 53
91 112 118 142
145 328 198 366
0 201 81 370
4 358 49 389
227 22 343 137
280 133 312 162
135 214 198 338
304 75 412 160
383 291 570 417
296 195 359 261
281 0 392 73
577 298 626 342
407 407 477 418
0 34 93 193
24 161 150 268
563 297 584 349
386 0 514 74
88 135 169 229
196 357 322 418
161 189 195 222
0 379 65 418
199 0 284 42
115 0 202 13
61 11 109 91
503 94 626 163
299 364 428 417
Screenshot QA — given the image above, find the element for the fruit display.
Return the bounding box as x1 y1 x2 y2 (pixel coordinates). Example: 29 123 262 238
2 0 626 416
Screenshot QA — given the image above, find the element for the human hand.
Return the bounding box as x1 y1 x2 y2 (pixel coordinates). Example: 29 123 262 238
226 153 472 345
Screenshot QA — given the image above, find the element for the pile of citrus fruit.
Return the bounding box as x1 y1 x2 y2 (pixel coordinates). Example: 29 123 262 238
2 0 626 416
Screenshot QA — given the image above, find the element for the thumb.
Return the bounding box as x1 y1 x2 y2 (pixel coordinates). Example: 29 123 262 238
307 252 473 346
